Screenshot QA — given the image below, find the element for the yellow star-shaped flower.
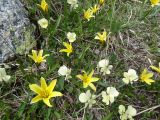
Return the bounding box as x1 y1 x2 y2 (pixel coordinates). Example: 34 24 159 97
94 30 107 44
140 68 155 85
28 50 49 64
37 0 48 12
29 77 63 107
59 42 73 57
84 8 94 21
76 70 100 91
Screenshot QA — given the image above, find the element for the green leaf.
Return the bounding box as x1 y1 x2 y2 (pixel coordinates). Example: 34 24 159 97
102 113 113 120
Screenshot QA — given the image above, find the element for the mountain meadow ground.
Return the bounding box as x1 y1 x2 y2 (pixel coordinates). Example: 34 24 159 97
0 0 160 120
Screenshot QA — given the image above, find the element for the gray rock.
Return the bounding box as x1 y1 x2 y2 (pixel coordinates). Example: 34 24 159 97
0 0 35 63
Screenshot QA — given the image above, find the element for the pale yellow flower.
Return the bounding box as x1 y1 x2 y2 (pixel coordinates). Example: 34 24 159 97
95 30 107 44
0 68 11 82
37 0 48 12
140 68 155 85
59 42 73 57
98 59 113 75
101 87 119 105
58 65 72 80
67 0 78 9
67 32 76 43
76 70 100 91
84 8 94 21
79 90 96 108
119 105 137 120
29 77 63 107
28 50 49 64
122 69 138 84
150 0 160 7
38 18 48 29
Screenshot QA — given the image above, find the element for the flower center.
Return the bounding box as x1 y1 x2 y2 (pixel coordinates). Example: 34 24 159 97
41 90 49 98
83 76 91 84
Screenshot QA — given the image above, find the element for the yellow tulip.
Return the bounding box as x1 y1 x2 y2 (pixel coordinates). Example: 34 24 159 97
76 70 100 91
29 77 63 107
59 42 73 57
94 30 107 44
28 50 49 64
37 0 48 12
84 8 94 21
140 68 155 85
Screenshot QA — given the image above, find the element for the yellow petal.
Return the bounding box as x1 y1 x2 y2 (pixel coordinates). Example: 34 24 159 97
43 54 50 58
91 77 100 82
32 50 37 58
43 98 52 107
150 66 160 73
38 50 43 57
145 72 153 78
31 95 42 103
145 79 155 85
50 91 63 98
29 84 42 94
88 70 94 77
28 55 35 61
83 82 89 88
89 83 96 91
47 79 57 93
40 77 47 89
59 49 68 53
76 74 84 81
67 53 70 57
63 42 69 48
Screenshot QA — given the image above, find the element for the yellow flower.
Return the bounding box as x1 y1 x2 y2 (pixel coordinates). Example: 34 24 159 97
29 77 63 107
91 4 100 14
59 42 73 57
84 8 94 21
140 68 155 85
76 70 100 91
99 0 105 5
150 0 160 7
150 63 160 74
94 30 107 44
38 18 48 29
28 50 49 64
37 0 48 12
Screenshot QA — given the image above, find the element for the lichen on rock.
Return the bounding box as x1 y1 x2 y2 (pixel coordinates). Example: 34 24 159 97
0 0 35 63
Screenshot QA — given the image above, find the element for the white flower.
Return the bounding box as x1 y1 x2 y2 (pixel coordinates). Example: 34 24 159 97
79 90 96 108
122 69 138 84
119 105 126 115
101 87 119 105
58 65 71 80
38 18 48 29
98 59 113 75
119 105 137 120
67 0 78 9
0 68 11 82
126 106 137 119
67 32 76 43
107 87 119 97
